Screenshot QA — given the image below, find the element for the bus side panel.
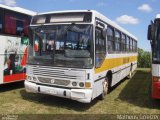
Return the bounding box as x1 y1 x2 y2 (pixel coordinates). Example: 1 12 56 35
132 61 137 73
3 36 28 83
0 36 5 84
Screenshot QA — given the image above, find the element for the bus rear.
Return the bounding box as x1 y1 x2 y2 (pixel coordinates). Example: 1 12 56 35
148 14 160 99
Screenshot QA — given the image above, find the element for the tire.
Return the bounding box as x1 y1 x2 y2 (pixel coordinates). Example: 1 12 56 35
99 77 109 100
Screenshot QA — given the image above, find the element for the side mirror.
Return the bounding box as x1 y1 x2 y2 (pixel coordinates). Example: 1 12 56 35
147 21 155 40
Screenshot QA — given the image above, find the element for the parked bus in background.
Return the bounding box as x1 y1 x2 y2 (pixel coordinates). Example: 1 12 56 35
25 10 138 103
0 4 36 85
148 14 160 99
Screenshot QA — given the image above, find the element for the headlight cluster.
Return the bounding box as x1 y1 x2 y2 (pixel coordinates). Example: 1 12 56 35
71 81 85 88
27 76 37 82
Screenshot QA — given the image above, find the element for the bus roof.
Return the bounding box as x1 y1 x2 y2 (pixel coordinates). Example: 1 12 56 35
0 4 36 16
37 10 138 41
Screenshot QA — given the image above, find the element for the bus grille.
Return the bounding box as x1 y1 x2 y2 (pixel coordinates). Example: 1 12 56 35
27 65 86 86
38 77 70 86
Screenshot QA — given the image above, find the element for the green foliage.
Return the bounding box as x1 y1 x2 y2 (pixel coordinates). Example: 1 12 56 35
138 48 151 68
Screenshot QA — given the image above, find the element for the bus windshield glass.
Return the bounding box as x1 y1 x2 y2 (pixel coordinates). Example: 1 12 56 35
153 21 160 62
28 24 93 68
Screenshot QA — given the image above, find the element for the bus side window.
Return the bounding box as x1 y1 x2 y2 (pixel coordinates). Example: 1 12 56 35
0 9 3 33
121 34 126 52
107 26 114 53
95 27 106 68
4 10 18 35
126 36 130 52
16 15 30 36
130 38 133 52
135 41 137 52
115 30 121 52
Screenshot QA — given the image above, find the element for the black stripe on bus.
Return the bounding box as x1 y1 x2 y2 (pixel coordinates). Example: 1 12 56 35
113 63 137 74
94 63 137 83
94 77 106 83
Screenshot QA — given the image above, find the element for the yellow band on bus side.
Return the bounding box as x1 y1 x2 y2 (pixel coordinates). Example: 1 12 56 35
95 56 138 74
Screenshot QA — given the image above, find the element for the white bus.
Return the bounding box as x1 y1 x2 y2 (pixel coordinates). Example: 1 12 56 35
25 10 138 103
0 4 36 85
148 14 160 99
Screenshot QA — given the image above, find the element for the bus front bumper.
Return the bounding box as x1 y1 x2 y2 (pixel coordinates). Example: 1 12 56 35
152 82 160 99
25 81 92 103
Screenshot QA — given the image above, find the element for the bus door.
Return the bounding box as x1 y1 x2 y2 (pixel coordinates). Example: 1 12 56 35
95 22 107 68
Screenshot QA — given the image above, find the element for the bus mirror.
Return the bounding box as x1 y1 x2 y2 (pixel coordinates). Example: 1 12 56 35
21 36 29 45
147 21 154 41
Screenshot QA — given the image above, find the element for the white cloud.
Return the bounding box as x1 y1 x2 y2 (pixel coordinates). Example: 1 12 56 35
116 15 139 25
138 4 153 13
0 0 16 6
97 2 106 7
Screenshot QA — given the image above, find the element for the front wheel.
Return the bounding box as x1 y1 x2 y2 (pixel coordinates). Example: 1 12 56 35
99 77 109 100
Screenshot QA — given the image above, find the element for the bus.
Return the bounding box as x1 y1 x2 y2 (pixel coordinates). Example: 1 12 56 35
25 10 138 103
148 14 160 99
0 4 36 85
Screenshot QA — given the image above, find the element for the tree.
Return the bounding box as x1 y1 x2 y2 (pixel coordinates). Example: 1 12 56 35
138 48 151 68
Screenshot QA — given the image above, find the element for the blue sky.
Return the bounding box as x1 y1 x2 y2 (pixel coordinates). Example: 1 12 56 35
1 0 160 51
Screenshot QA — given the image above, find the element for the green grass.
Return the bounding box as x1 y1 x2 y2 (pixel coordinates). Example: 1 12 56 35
0 68 160 119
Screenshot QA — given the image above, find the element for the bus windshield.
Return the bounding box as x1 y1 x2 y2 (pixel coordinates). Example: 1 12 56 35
153 21 160 63
28 24 93 68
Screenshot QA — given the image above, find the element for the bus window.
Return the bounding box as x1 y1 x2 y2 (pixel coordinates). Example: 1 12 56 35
134 40 137 52
4 12 16 35
121 34 126 52
0 10 3 33
4 10 30 36
16 19 23 35
23 19 30 35
107 26 114 53
16 15 30 36
115 30 121 52
126 36 130 52
66 31 79 49
133 39 136 52
135 41 137 52
130 38 133 52
95 27 106 68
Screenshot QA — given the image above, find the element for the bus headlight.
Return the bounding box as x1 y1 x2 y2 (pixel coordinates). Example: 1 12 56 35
27 76 32 81
72 82 77 86
79 82 85 87
33 76 37 81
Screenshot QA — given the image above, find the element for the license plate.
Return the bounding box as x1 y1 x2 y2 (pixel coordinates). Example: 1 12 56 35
49 89 57 95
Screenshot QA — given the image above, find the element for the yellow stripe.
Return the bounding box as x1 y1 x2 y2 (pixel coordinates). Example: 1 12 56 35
95 56 137 73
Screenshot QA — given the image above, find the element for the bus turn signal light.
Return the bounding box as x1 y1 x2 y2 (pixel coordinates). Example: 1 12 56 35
85 82 91 88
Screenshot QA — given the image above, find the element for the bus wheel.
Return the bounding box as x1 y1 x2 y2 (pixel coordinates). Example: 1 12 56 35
99 77 109 100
